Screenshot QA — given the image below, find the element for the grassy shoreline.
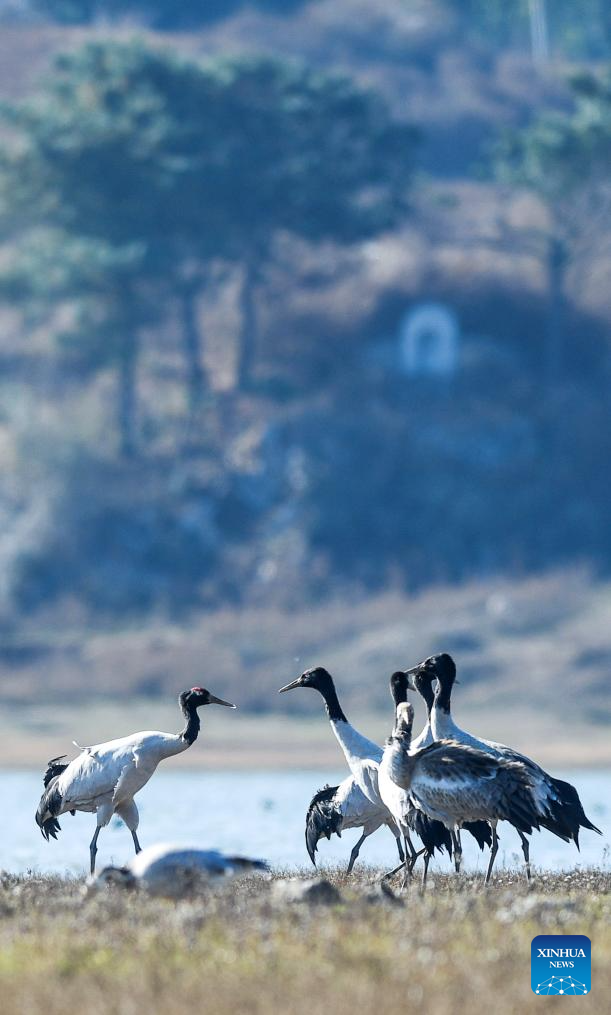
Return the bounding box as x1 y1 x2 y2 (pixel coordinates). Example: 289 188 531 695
1 869 609 1014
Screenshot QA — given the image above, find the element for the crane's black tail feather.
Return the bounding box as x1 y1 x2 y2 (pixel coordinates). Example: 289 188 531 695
501 767 542 835
410 810 453 857
38 816 62 841
36 768 65 843
547 778 602 845
305 785 342 865
463 819 493 850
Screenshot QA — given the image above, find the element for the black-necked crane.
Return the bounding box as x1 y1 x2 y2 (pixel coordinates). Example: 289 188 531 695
385 699 543 884
279 667 422 870
378 672 453 886
93 842 268 898
379 671 493 886
35 687 236 874
306 775 405 873
410 666 493 871
407 653 602 877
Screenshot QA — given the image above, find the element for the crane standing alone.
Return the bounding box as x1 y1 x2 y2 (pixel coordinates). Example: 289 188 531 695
35 687 236 873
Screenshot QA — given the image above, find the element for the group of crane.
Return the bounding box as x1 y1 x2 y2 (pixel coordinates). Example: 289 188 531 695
34 654 601 888
291 653 601 885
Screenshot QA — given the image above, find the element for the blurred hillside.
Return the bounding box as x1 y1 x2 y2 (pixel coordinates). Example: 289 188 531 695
0 1 610 732
1 570 611 768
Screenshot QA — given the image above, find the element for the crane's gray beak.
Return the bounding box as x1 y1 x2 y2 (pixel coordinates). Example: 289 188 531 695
208 694 237 708
278 678 302 693
403 667 420 691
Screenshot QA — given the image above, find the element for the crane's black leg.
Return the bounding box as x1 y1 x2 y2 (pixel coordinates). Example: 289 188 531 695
411 847 426 871
380 834 411 882
382 858 407 880
131 830 142 856
404 833 416 865
404 833 426 873
89 826 101 875
346 832 367 874
401 834 414 882
451 830 463 873
421 851 431 890
518 831 531 881
484 827 499 886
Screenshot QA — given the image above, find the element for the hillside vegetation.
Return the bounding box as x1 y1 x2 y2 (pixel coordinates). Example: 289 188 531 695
0 2 610 729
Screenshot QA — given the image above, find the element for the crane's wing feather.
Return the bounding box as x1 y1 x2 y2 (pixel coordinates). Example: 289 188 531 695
42 756 69 789
350 757 382 806
338 776 383 823
414 740 502 782
112 751 142 804
410 741 542 833
59 747 137 810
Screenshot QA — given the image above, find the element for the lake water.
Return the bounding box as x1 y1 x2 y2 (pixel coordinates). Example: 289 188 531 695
1 769 609 876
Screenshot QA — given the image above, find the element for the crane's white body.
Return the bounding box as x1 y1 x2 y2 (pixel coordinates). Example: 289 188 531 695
95 843 268 898
389 705 534 826
330 710 431 875
431 704 556 818
333 774 390 832
329 719 385 808
432 707 515 755
378 713 433 834
378 759 410 829
37 687 237 874
53 731 188 829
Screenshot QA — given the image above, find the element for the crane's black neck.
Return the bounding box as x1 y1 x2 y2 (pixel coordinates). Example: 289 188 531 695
316 675 348 724
389 672 408 707
433 673 454 715
414 673 435 716
180 699 201 746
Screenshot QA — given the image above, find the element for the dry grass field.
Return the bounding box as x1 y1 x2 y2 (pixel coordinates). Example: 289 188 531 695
0 868 609 1015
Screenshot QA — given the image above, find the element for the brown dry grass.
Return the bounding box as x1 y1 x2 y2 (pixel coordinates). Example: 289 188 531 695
0 868 609 1015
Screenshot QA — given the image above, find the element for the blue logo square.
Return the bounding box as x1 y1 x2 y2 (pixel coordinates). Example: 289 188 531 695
531 935 591 995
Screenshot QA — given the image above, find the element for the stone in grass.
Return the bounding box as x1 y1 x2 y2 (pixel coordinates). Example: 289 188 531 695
273 878 342 906
360 880 403 906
